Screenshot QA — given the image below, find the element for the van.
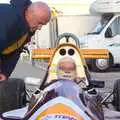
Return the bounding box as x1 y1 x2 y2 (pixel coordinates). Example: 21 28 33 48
79 0 120 71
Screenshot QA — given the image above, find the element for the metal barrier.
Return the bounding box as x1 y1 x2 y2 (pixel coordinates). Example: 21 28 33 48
31 48 109 60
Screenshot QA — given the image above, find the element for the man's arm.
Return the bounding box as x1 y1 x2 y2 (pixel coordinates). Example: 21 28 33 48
0 21 8 52
10 0 32 16
0 59 7 81
10 0 32 7
1 50 21 78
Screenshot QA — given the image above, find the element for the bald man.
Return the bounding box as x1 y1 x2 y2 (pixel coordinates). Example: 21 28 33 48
57 57 77 81
0 0 51 81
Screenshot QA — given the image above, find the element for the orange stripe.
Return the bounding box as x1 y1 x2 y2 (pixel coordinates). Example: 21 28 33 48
36 103 84 120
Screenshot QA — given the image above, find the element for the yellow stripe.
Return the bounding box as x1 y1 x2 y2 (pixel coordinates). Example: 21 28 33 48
2 33 28 55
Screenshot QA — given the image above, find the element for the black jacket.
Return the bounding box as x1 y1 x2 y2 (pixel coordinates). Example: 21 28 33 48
0 0 32 53
0 0 32 77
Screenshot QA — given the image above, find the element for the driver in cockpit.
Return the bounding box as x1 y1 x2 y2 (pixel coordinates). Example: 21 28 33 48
56 57 104 120
56 56 86 84
56 57 77 81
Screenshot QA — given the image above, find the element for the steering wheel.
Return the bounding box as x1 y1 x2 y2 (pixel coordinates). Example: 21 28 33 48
55 32 80 47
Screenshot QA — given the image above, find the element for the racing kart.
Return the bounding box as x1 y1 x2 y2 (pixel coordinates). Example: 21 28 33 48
1 79 104 120
0 34 106 120
0 33 118 119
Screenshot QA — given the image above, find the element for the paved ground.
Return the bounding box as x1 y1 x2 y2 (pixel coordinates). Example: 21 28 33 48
11 60 120 120
11 60 47 79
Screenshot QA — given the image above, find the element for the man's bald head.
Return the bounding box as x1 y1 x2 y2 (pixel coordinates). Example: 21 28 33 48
25 1 51 31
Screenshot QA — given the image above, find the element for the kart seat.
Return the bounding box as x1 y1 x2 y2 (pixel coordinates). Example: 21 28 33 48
46 44 89 86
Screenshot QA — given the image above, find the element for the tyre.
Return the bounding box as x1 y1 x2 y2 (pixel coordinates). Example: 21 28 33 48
91 59 109 72
0 78 26 113
113 79 120 111
91 54 113 72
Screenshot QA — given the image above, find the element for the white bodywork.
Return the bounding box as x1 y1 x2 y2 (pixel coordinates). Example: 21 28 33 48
91 0 120 13
79 0 120 65
2 106 28 119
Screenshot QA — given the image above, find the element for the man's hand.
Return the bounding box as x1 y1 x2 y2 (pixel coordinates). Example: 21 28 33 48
0 73 7 81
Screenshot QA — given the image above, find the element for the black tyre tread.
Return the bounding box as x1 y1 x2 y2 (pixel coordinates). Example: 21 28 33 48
0 78 26 113
113 79 120 111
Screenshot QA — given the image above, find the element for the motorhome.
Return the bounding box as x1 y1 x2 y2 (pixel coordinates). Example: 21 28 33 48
79 0 120 71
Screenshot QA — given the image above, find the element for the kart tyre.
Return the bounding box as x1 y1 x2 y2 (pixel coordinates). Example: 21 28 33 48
0 78 26 113
113 79 120 111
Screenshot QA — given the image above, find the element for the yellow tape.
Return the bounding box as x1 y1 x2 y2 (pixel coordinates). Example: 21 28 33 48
2 33 28 55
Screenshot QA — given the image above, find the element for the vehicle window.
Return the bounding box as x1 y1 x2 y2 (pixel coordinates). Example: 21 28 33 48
105 27 113 38
92 21 104 34
107 16 120 37
89 14 113 35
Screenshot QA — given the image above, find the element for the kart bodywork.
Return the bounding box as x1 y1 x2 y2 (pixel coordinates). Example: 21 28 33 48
0 42 105 120
1 33 119 119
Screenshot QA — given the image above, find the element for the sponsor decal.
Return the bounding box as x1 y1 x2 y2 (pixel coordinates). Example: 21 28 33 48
41 114 77 120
